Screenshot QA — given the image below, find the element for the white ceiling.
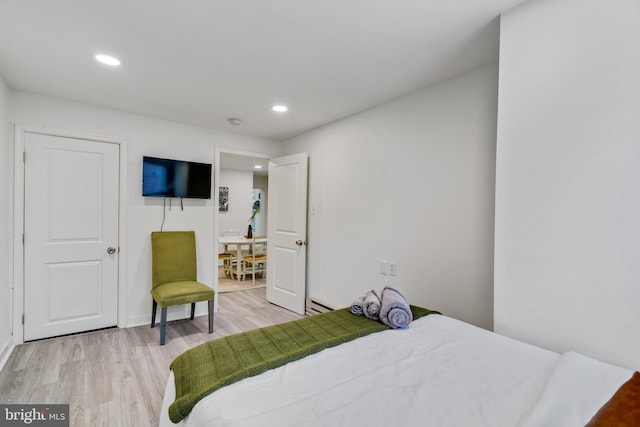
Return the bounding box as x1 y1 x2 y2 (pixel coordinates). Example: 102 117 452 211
0 0 529 141
220 152 268 175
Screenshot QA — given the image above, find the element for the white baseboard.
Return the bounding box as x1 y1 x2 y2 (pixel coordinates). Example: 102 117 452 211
127 305 207 328
0 336 15 373
127 314 154 328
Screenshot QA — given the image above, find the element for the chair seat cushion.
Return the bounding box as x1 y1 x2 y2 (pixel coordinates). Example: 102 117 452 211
244 255 267 261
152 281 214 307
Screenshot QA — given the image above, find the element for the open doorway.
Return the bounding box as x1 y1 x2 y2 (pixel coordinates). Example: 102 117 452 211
214 149 309 315
214 150 270 295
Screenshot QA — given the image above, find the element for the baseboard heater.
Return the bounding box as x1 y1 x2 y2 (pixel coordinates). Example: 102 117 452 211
305 298 334 316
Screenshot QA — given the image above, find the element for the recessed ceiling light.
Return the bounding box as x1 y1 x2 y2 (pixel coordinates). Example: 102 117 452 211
254 165 263 169
95 54 121 66
272 105 288 112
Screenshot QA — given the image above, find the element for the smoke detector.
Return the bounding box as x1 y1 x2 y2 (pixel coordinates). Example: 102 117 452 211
227 117 242 126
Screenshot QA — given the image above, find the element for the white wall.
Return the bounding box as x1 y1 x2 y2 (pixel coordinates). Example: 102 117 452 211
0 75 13 366
284 63 498 329
495 0 640 369
218 169 254 237
8 91 281 329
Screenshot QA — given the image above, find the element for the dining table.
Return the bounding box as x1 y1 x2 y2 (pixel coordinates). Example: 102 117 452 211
218 235 267 280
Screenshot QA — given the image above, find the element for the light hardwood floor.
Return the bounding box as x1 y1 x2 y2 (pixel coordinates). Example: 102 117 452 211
0 288 303 427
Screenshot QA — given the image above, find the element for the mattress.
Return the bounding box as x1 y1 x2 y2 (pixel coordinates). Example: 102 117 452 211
160 313 636 426
160 314 573 427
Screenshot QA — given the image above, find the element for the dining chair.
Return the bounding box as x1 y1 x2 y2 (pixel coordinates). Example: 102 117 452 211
219 229 241 276
218 252 233 276
242 235 267 286
151 231 215 345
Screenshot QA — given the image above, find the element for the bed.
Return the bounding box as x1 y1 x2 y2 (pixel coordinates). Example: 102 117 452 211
159 308 638 427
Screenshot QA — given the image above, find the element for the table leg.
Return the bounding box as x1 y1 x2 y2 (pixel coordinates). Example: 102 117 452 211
236 246 242 281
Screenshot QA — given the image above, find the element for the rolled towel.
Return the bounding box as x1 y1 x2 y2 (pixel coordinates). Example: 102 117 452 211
350 296 365 316
363 289 382 320
379 286 413 329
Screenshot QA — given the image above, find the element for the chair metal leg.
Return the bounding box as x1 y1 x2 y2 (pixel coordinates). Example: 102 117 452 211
151 299 157 328
160 307 167 345
208 299 214 333
190 303 196 320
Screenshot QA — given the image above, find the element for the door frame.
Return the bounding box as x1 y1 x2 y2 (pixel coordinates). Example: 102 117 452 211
213 147 270 299
12 124 128 345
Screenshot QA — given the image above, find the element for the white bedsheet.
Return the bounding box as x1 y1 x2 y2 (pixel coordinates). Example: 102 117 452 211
517 351 634 427
160 314 562 427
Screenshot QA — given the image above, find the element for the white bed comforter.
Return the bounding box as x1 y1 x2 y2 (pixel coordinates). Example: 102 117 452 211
160 314 564 427
518 351 634 426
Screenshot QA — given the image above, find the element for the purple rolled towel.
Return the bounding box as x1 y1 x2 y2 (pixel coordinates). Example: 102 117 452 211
363 289 381 320
379 286 413 329
350 296 365 316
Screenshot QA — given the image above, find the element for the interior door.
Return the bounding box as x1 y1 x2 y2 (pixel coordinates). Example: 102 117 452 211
23 132 120 341
266 153 308 314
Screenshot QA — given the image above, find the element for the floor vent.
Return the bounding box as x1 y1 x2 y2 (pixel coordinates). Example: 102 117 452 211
305 298 334 316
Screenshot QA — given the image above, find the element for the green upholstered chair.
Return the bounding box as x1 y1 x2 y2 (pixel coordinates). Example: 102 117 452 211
150 231 214 345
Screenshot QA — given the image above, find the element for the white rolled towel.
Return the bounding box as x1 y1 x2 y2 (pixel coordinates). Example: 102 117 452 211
350 296 365 316
379 286 413 329
363 289 381 320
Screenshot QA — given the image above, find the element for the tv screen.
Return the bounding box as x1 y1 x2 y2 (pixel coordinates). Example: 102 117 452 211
142 156 212 199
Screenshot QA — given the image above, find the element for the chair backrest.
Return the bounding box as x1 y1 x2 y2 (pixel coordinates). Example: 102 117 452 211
151 231 197 289
252 235 267 256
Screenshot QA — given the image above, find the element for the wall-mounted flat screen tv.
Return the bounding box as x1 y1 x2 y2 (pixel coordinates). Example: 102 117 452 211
142 156 212 199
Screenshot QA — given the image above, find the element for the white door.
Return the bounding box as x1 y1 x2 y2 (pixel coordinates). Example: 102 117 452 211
24 132 120 341
266 153 308 314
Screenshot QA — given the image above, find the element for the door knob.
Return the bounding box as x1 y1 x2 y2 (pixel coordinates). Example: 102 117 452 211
107 247 117 254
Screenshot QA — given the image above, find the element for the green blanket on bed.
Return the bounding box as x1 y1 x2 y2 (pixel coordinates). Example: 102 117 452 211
169 305 438 423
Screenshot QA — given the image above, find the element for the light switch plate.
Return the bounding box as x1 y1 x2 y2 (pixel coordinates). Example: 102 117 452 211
380 260 389 275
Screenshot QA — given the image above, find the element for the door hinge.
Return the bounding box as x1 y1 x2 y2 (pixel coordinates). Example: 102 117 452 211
23 151 26 163
22 313 24 325
22 233 24 245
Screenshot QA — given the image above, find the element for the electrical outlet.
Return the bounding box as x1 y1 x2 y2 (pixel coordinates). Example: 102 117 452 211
380 260 389 275
389 262 397 276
